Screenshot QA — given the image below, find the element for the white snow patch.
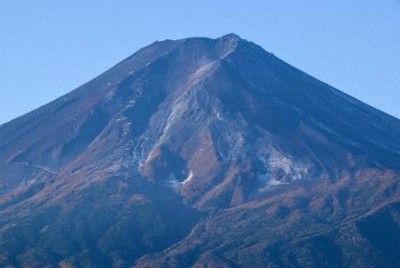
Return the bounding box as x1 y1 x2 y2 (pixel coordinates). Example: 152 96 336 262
26 179 36 185
257 147 311 191
181 171 194 185
267 178 285 186
216 112 223 121
268 149 292 174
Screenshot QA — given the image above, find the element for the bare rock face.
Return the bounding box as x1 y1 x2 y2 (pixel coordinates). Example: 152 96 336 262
1 34 400 267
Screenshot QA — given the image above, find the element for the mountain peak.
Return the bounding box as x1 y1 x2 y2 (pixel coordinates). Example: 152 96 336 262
147 34 245 61
218 32 242 42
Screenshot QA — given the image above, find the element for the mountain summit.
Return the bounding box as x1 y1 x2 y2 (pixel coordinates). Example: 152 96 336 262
1 34 400 267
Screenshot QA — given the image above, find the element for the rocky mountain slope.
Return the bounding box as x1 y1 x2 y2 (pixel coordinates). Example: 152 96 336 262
1 34 400 267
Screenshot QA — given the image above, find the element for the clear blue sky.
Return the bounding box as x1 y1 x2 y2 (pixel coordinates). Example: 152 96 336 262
1 1 399 124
